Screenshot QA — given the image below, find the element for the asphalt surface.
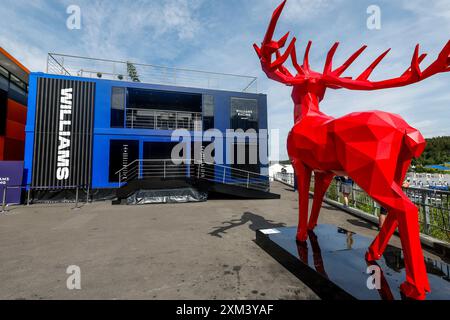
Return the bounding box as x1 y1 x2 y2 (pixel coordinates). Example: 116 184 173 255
0 182 442 299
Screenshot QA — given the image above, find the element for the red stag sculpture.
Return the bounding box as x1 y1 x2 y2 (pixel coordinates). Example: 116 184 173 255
254 0 450 300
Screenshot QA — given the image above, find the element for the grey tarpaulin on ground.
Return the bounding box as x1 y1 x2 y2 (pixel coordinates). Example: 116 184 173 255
126 188 208 205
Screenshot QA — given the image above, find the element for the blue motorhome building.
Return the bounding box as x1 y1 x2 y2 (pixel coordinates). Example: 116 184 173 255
23 72 269 192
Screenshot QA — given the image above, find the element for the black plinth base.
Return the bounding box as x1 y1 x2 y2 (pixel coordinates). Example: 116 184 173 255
255 224 450 300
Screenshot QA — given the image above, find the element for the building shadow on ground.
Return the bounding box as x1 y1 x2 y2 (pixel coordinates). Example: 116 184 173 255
209 212 286 238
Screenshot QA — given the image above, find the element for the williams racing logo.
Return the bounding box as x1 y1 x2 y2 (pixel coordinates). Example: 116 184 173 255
56 88 73 181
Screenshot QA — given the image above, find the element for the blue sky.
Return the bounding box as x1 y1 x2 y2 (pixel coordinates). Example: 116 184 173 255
1 0 449 160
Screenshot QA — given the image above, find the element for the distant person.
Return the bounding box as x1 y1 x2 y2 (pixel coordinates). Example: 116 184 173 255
339 176 353 207
402 178 410 188
379 206 388 229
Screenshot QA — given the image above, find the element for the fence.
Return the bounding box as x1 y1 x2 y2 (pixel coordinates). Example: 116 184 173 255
125 108 202 131
47 53 258 93
1 160 271 212
116 159 270 192
1 185 90 212
274 172 450 243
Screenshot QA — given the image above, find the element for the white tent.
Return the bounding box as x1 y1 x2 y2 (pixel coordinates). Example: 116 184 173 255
269 163 294 180
269 163 285 178
283 164 294 174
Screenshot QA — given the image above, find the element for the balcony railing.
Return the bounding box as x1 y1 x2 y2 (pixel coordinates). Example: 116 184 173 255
126 108 202 131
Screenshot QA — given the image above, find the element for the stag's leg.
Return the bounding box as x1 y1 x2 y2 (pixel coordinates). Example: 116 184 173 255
293 161 312 242
308 172 334 231
366 183 429 299
395 189 430 299
366 211 398 261
395 157 429 298
366 158 412 261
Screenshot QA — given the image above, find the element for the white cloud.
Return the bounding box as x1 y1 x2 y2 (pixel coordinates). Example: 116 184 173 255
161 0 202 40
402 0 450 19
73 0 204 61
283 0 344 21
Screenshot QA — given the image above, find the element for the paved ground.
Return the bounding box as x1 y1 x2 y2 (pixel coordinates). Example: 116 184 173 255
0 182 443 300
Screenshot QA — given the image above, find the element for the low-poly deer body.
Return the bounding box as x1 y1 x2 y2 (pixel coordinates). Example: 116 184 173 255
255 1 450 300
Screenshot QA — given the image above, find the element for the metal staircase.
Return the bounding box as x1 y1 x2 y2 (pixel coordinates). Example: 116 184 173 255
114 159 279 202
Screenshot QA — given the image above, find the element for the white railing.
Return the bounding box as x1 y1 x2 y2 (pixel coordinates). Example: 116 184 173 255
115 159 270 192
126 108 202 131
47 53 258 93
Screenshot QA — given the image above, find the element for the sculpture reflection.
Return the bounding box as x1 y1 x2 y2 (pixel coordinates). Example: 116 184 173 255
297 230 328 279
338 228 354 250
295 227 450 300
297 229 396 300
365 260 395 301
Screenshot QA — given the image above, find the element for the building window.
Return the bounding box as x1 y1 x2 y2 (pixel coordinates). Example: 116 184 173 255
10 74 27 92
109 140 139 182
0 73 8 92
0 66 8 79
111 87 126 128
127 88 202 112
231 142 260 176
143 141 183 160
203 95 214 131
126 88 202 130
0 89 7 135
230 97 258 131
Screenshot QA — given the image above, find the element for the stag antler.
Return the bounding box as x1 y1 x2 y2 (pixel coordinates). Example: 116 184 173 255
323 41 450 90
253 0 304 85
254 0 450 90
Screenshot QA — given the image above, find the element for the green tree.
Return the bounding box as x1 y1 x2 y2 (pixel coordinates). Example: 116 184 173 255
127 62 141 82
412 136 450 166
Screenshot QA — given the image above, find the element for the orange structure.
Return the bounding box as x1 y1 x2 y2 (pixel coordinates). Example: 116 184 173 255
0 47 29 160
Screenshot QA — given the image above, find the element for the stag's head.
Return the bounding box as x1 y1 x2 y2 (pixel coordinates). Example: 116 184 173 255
254 0 450 102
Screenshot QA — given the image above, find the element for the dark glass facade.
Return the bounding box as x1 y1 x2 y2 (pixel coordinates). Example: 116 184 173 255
111 87 126 128
202 95 214 131
230 97 258 131
0 89 6 135
128 88 202 112
231 142 260 176
143 142 181 160
230 97 260 174
110 87 205 131
109 140 139 183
